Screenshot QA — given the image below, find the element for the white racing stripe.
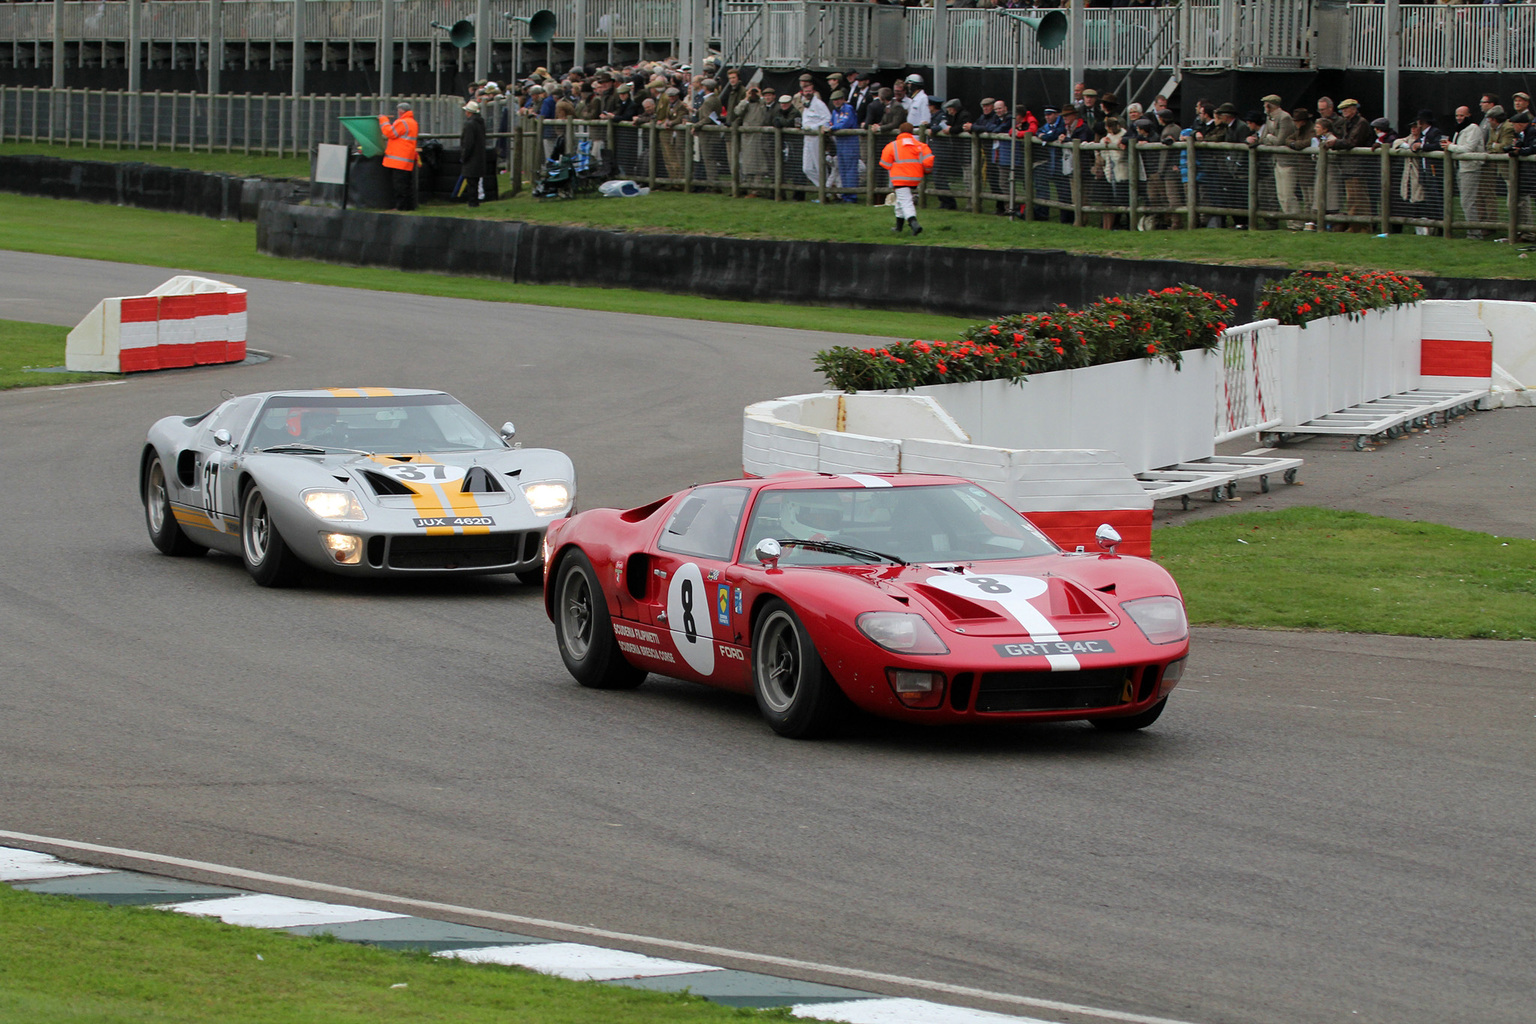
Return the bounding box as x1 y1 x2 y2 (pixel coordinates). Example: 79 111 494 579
922 574 1080 671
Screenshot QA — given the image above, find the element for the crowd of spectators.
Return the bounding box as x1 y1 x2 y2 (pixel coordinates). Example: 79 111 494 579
457 57 1536 236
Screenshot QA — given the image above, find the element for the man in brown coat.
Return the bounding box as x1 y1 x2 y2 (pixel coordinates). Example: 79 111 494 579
1327 98 1375 231
1252 94 1300 226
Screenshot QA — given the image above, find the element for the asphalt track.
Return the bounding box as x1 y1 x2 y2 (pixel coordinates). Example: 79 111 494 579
2 251 1534 1024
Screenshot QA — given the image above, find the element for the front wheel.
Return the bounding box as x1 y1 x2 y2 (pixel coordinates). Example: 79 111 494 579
240 485 302 587
751 599 847 739
1091 698 1167 733
554 551 646 690
143 454 206 557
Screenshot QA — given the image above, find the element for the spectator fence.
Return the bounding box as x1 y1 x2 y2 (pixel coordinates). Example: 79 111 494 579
5 84 1534 240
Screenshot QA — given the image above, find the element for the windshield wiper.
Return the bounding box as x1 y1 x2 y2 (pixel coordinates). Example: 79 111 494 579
777 538 907 566
255 443 375 456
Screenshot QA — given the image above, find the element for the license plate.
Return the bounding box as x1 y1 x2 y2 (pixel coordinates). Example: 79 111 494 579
994 639 1115 658
413 516 495 527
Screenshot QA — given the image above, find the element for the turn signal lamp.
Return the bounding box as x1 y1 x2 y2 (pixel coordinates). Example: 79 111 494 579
321 532 363 565
886 669 946 709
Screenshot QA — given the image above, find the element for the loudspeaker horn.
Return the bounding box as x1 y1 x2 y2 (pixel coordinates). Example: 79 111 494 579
503 9 557 44
431 19 475 48
1005 9 1068 50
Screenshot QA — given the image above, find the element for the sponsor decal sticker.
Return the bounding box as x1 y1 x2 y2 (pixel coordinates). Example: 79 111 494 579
733 587 743 615
717 644 745 661
716 584 730 626
995 639 1115 658
706 569 721 581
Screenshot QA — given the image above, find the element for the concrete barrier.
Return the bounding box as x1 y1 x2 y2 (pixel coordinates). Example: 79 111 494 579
251 202 1536 323
66 275 247 373
0 155 295 222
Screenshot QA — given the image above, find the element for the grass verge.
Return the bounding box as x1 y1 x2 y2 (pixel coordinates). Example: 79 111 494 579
434 191 1536 282
0 193 973 341
1155 508 1536 640
0 885 807 1024
0 141 310 180
0 318 116 389
6 142 1533 281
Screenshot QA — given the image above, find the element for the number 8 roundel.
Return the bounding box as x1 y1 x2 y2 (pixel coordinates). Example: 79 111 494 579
666 562 715 674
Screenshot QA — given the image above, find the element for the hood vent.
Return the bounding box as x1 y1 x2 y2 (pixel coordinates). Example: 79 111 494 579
462 467 505 493
360 470 415 496
912 585 1007 623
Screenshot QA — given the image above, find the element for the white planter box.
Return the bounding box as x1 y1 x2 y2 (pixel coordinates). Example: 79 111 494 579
1276 302 1424 429
882 350 1219 476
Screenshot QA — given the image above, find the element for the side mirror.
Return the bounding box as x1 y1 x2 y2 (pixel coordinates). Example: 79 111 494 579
1095 523 1122 555
500 421 516 441
213 428 233 448
754 537 782 568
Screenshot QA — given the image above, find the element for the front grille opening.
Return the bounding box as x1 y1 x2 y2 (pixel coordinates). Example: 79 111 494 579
387 533 526 570
949 672 974 712
366 535 386 568
975 667 1133 713
1138 664 1159 702
521 530 542 562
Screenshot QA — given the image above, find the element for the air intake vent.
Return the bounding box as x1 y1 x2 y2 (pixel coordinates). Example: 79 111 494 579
361 470 415 496
461 466 505 493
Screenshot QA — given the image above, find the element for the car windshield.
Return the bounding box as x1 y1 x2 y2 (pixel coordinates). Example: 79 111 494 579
741 483 1059 566
246 394 505 453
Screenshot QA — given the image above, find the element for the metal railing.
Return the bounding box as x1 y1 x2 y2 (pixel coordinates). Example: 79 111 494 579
5 87 1534 244
0 84 464 154
1349 3 1536 73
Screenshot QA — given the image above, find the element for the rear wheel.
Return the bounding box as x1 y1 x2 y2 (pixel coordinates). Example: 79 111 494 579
143 454 206 557
240 485 302 587
751 600 847 739
554 550 645 690
1091 698 1167 733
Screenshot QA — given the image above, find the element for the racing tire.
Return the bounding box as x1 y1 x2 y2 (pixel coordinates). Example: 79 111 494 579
751 599 848 739
554 550 646 690
143 454 206 557
1091 698 1167 733
240 485 302 588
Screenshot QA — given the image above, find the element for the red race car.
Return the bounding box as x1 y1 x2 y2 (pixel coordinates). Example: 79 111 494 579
542 473 1188 738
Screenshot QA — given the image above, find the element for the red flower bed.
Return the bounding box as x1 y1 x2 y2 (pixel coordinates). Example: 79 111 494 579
815 286 1237 393
1256 271 1424 327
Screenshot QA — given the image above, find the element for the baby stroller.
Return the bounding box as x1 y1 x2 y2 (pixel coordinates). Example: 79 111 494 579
532 134 612 200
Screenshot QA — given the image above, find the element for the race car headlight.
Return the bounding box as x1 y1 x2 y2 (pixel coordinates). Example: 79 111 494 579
523 481 572 516
302 489 367 521
1122 596 1189 645
856 612 950 655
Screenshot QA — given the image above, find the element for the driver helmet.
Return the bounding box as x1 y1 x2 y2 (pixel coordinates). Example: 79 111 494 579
781 492 846 541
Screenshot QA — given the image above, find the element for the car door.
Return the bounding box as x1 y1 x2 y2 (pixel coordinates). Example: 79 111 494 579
181 395 261 544
635 484 752 690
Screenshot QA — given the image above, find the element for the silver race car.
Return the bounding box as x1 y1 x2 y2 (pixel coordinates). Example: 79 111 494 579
140 387 575 586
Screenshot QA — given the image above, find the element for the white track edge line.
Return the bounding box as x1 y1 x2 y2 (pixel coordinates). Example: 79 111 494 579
0 830 1205 1024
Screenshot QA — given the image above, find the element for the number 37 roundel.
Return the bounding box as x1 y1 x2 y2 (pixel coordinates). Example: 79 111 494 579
667 563 715 674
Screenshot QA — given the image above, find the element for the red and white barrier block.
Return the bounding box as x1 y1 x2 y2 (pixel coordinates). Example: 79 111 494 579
66 275 248 373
